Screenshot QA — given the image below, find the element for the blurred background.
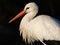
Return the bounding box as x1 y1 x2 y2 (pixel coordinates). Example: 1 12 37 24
0 0 60 45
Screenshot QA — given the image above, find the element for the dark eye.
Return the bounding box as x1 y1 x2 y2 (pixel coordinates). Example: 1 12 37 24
26 7 29 10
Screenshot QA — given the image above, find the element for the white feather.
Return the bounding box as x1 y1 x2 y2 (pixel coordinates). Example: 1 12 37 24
19 2 60 45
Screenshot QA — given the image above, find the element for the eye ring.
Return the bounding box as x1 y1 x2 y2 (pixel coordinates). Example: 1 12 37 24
26 7 29 10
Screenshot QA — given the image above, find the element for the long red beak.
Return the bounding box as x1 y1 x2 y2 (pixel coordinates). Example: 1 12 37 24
8 10 26 23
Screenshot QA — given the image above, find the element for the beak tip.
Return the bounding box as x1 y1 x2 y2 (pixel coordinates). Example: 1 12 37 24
8 20 11 23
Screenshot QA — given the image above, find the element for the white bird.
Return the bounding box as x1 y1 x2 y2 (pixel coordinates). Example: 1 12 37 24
9 2 60 45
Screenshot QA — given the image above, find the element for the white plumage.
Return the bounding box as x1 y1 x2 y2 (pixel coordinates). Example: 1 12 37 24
9 2 60 45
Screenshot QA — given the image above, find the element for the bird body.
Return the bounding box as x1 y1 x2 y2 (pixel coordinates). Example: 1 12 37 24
20 14 60 44
9 2 60 45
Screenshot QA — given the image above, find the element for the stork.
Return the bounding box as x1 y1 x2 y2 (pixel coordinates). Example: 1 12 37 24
9 2 60 45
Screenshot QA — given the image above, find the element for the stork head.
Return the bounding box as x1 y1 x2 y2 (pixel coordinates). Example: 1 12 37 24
24 2 38 13
9 2 38 23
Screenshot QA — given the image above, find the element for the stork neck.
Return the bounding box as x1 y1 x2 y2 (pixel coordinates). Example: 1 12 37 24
21 11 38 23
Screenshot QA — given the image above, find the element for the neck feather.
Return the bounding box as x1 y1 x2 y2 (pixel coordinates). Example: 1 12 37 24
21 11 37 23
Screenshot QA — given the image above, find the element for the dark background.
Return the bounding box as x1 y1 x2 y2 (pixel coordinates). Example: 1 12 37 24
0 0 60 45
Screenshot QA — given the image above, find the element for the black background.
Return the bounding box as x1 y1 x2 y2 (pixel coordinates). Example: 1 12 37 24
0 0 60 45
